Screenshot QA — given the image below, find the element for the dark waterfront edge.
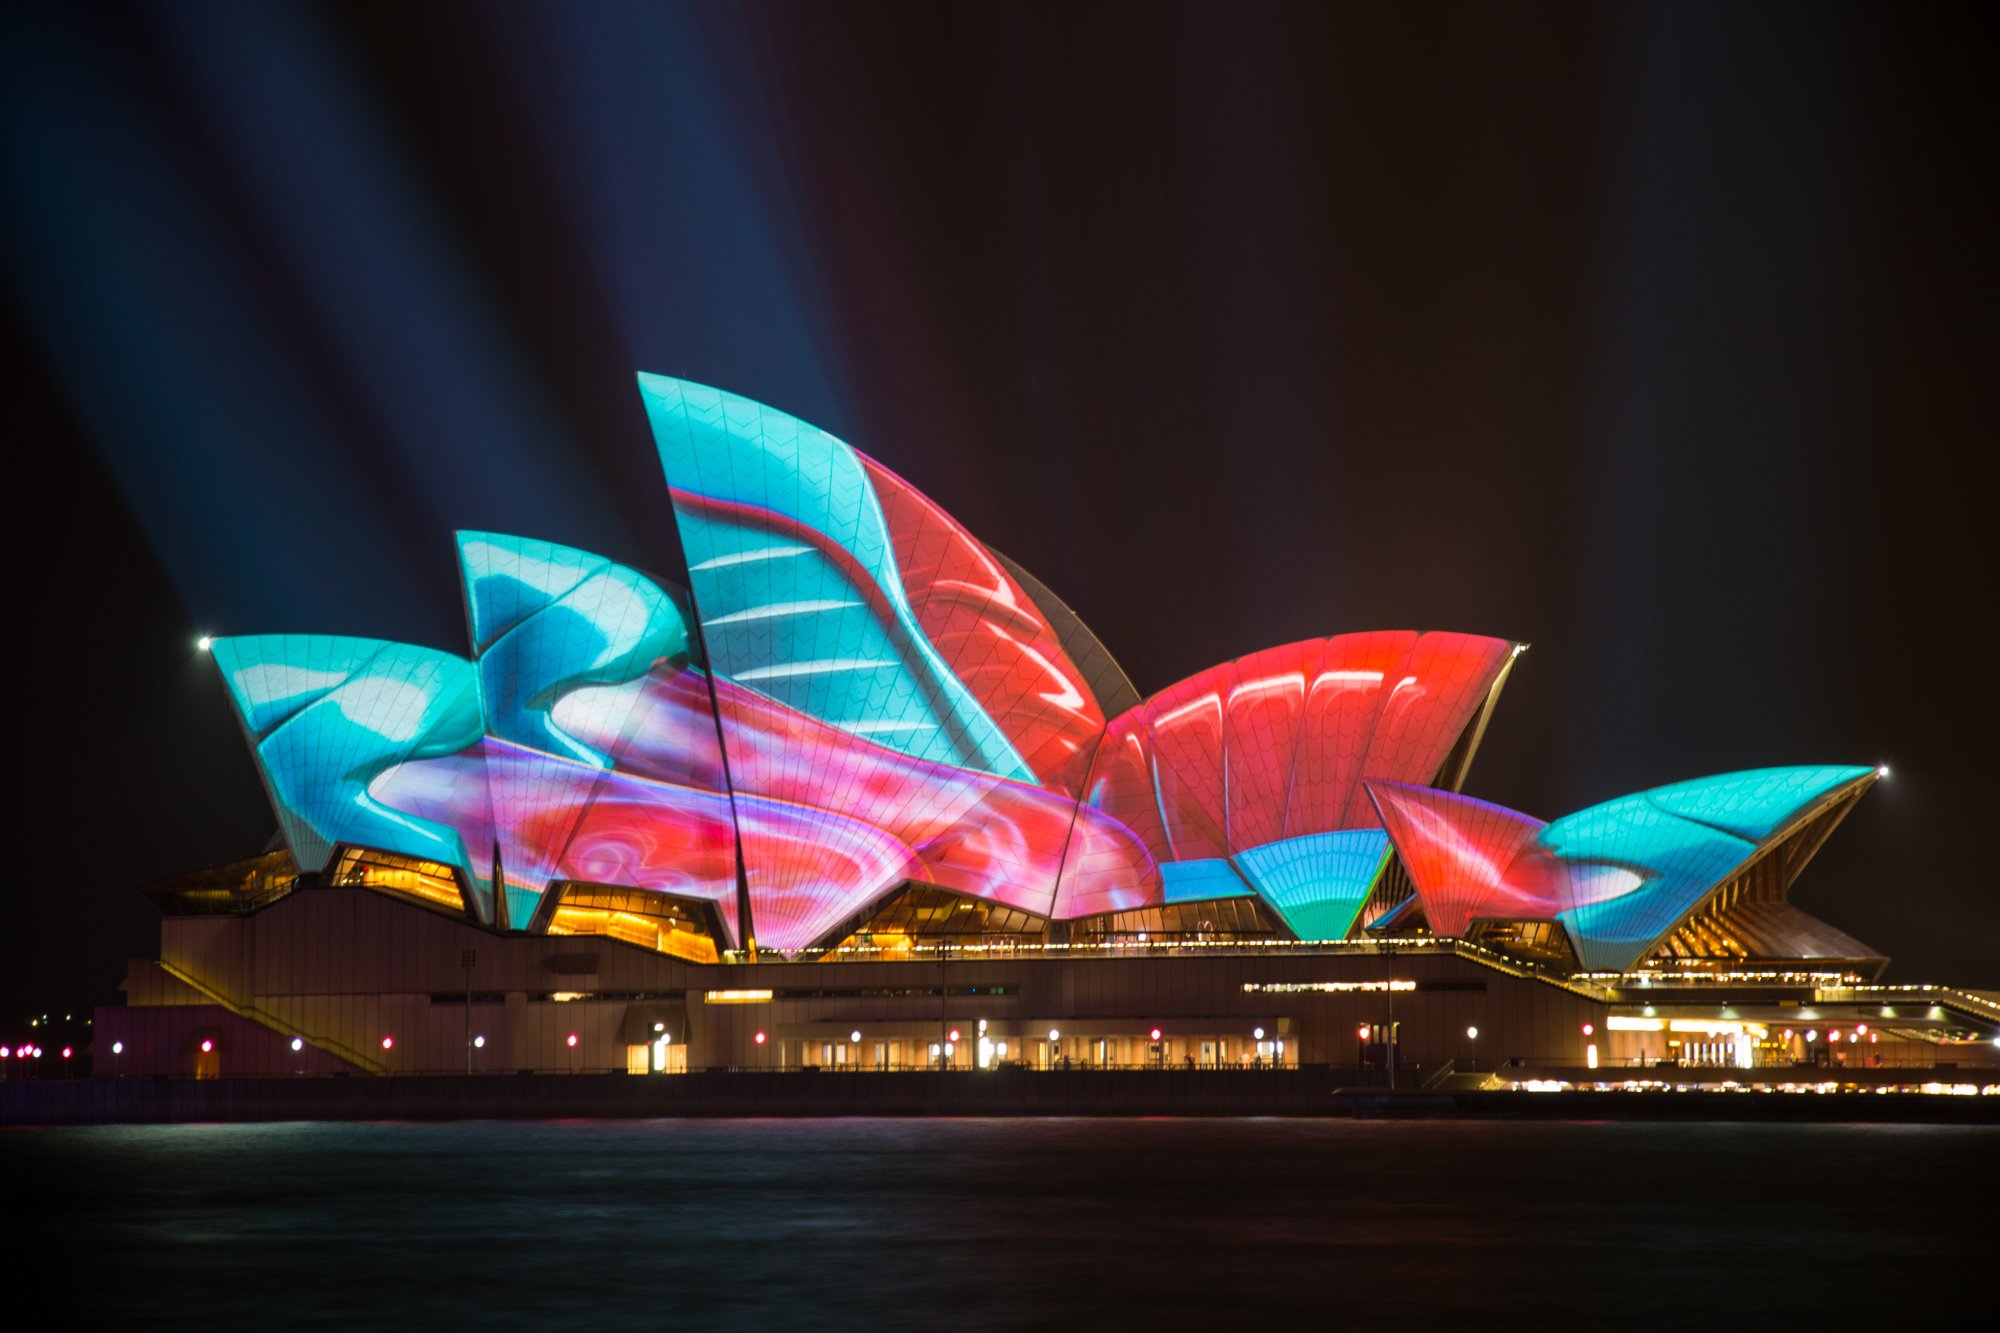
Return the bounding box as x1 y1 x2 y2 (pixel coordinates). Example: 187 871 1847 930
5 1069 1995 1125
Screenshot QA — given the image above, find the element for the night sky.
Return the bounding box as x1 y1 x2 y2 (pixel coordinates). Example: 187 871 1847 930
3 2 1994 1020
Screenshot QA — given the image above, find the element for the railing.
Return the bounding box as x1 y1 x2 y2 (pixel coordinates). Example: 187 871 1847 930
156 961 387 1074
1820 985 2000 1023
1419 1060 1458 1090
756 936 1622 1000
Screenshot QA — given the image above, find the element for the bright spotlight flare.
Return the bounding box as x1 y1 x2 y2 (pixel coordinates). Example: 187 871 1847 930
196 634 213 652
1877 764 1890 778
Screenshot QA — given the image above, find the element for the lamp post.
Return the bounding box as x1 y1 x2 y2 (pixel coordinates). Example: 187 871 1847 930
1465 1026 1479 1073
937 939 950 1073
461 949 477 1075
1384 941 1397 1091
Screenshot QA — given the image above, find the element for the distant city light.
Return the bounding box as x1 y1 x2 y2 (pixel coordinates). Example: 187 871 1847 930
1253 1027 1265 1040
1581 1023 1594 1036
754 1031 766 1045
381 1036 394 1050
948 1029 961 1043
290 1037 303 1052
1467 1026 1479 1040
61 1047 72 1059
850 1030 861 1044
200 1039 213 1053
473 1036 485 1049
1877 764 1890 778
1 1047 9 1059
197 635 213 652
1358 1025 1370 1040
566 1034 578 1048
1048 1029 1060 1043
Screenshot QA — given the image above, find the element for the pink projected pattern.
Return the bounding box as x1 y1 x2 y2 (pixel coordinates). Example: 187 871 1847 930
363 622 1517 948
863 457 1108 789
1364 780 1564 937
1057 632 1514 917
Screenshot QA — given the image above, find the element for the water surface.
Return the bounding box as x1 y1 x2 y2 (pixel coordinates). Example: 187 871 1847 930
4 1119 1991 1328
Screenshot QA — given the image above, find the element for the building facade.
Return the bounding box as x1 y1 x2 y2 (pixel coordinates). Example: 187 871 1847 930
96 377 1999 1081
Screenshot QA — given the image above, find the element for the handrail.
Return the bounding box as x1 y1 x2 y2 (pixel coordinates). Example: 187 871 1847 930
792 935 1622 1000
157 961 386 1074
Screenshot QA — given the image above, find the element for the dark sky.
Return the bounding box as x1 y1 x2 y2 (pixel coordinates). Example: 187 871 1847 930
3 1 1994 1018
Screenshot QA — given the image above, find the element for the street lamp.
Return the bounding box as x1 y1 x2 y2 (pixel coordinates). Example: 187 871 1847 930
566 1032 579 1074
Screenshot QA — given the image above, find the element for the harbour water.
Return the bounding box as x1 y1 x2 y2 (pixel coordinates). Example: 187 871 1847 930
4 1118 1991 1328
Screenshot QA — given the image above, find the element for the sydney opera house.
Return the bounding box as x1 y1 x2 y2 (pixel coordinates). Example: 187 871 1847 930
98 376 1998 1082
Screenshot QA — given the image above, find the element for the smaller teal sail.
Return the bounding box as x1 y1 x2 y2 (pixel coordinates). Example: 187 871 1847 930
211 635 485 884
1234 829 1391 940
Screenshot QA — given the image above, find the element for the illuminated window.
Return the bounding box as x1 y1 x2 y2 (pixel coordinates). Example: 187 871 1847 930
543 884 725 964
331 847 467 913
